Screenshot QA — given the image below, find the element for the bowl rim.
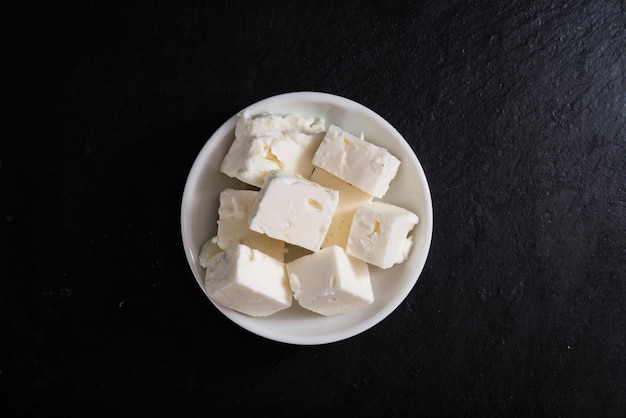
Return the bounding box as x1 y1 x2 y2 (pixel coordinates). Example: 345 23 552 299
180 91 433 345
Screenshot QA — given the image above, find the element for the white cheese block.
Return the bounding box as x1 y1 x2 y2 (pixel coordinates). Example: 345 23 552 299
235 112 326 137
217 188 285 261
248 170 339 252
220 113 326 188
204 244 291 317
346 201 419 269
286 245 373 316
309 167 373 249
198 236 221 268
311 124 401 198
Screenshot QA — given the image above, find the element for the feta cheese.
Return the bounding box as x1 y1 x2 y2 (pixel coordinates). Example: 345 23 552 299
346 201 419 269
204 244 291 317
217 188 285 261
309 167 373 249
249 170 339 252
199 236 221 268
202 114 421 318
312 124 401 198
235 112 325 137
220 113 326 187
286 245 373 316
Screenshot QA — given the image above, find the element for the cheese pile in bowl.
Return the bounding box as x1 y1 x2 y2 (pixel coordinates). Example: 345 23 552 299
198 112 419 317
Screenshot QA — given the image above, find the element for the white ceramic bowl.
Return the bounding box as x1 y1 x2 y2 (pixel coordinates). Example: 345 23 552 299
181 91 433 345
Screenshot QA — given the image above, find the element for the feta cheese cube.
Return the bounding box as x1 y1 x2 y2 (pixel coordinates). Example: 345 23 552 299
204 244 291 317
346 201 419 269
286 245 373 316
309 167 373 249
217 188 285 261
220 113 326 187
249 170 339 252
235 112 325 137
312 124 401 198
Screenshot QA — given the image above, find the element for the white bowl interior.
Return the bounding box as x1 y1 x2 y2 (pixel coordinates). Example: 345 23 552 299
181 92 433 345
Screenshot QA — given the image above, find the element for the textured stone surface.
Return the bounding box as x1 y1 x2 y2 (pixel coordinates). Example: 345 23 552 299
2 0 625 416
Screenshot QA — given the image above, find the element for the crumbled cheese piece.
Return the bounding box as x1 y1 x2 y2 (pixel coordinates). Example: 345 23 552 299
199 236 221 268
286 245 373 316
347 201 419 269
204 244 291 317
220 113 326 187
312 124 401 198
217 188 285 261
309 167 373 249
248 170 339 252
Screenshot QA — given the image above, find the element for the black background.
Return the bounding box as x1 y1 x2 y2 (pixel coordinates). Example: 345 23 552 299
3 0 626 416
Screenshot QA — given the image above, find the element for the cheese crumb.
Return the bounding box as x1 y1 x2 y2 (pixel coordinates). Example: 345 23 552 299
199 236 221 268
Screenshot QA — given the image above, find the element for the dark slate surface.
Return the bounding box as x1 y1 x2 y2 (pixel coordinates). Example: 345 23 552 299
2 0 625 416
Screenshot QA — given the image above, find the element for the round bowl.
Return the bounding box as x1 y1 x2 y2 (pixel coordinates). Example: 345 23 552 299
181 91 433 345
